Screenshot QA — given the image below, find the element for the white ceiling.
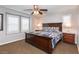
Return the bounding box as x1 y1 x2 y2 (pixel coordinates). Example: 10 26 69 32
2 5 78 15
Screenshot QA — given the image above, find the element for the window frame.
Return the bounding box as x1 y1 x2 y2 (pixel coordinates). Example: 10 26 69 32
6 13 21 34
0 14 3 31
6 13 30 34
62 15 71 27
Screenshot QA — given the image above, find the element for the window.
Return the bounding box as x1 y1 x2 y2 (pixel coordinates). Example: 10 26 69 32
63 15 71 27
0 14 3 31
7 14 20 34
6 14 30 34
21 17 29 32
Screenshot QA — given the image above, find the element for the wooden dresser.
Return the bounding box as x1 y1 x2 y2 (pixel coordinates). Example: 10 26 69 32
63 33 75 44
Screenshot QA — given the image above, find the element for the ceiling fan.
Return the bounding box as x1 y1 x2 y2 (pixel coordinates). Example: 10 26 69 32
24 5 48 15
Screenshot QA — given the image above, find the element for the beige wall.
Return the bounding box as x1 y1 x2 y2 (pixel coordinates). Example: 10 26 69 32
32 15 43 31
43 14 63 23
32 14 63 31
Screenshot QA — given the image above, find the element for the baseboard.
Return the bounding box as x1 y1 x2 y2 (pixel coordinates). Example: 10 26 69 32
0 38 24 45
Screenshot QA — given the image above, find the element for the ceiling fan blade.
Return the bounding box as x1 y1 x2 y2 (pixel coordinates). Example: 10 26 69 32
39 11 43 15
24 9 48 11
24 5 47 15
24 9 32 11
40 9 48 11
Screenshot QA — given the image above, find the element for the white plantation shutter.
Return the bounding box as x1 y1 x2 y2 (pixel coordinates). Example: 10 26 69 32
21 17 29 32
7 14 20 34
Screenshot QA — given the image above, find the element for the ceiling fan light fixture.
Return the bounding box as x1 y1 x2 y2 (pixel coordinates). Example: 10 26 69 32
32 11 43 15
33 11 39 15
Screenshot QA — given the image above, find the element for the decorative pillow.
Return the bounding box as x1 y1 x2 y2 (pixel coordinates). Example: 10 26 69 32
43 27 60 33
55 27 59 31
51 27 59 31
43 27 51 31
47 28 54 32
43 27 47 31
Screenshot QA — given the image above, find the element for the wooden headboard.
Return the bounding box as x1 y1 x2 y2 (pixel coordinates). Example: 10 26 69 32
43 23 62 31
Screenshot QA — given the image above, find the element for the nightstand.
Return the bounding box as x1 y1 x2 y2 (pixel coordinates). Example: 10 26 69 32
63 33 75 44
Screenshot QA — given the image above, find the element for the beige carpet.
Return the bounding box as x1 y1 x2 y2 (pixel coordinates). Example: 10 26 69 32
0 39 78 54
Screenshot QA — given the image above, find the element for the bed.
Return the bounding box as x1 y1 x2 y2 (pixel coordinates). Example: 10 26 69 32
25 23 62 53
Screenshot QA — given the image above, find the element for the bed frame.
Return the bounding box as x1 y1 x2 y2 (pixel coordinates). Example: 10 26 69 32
25 23 62 54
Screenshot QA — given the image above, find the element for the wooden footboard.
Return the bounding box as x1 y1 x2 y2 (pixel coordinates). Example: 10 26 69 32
25 33 53 54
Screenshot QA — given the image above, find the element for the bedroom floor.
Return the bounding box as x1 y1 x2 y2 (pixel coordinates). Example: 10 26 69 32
0 39 78 54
